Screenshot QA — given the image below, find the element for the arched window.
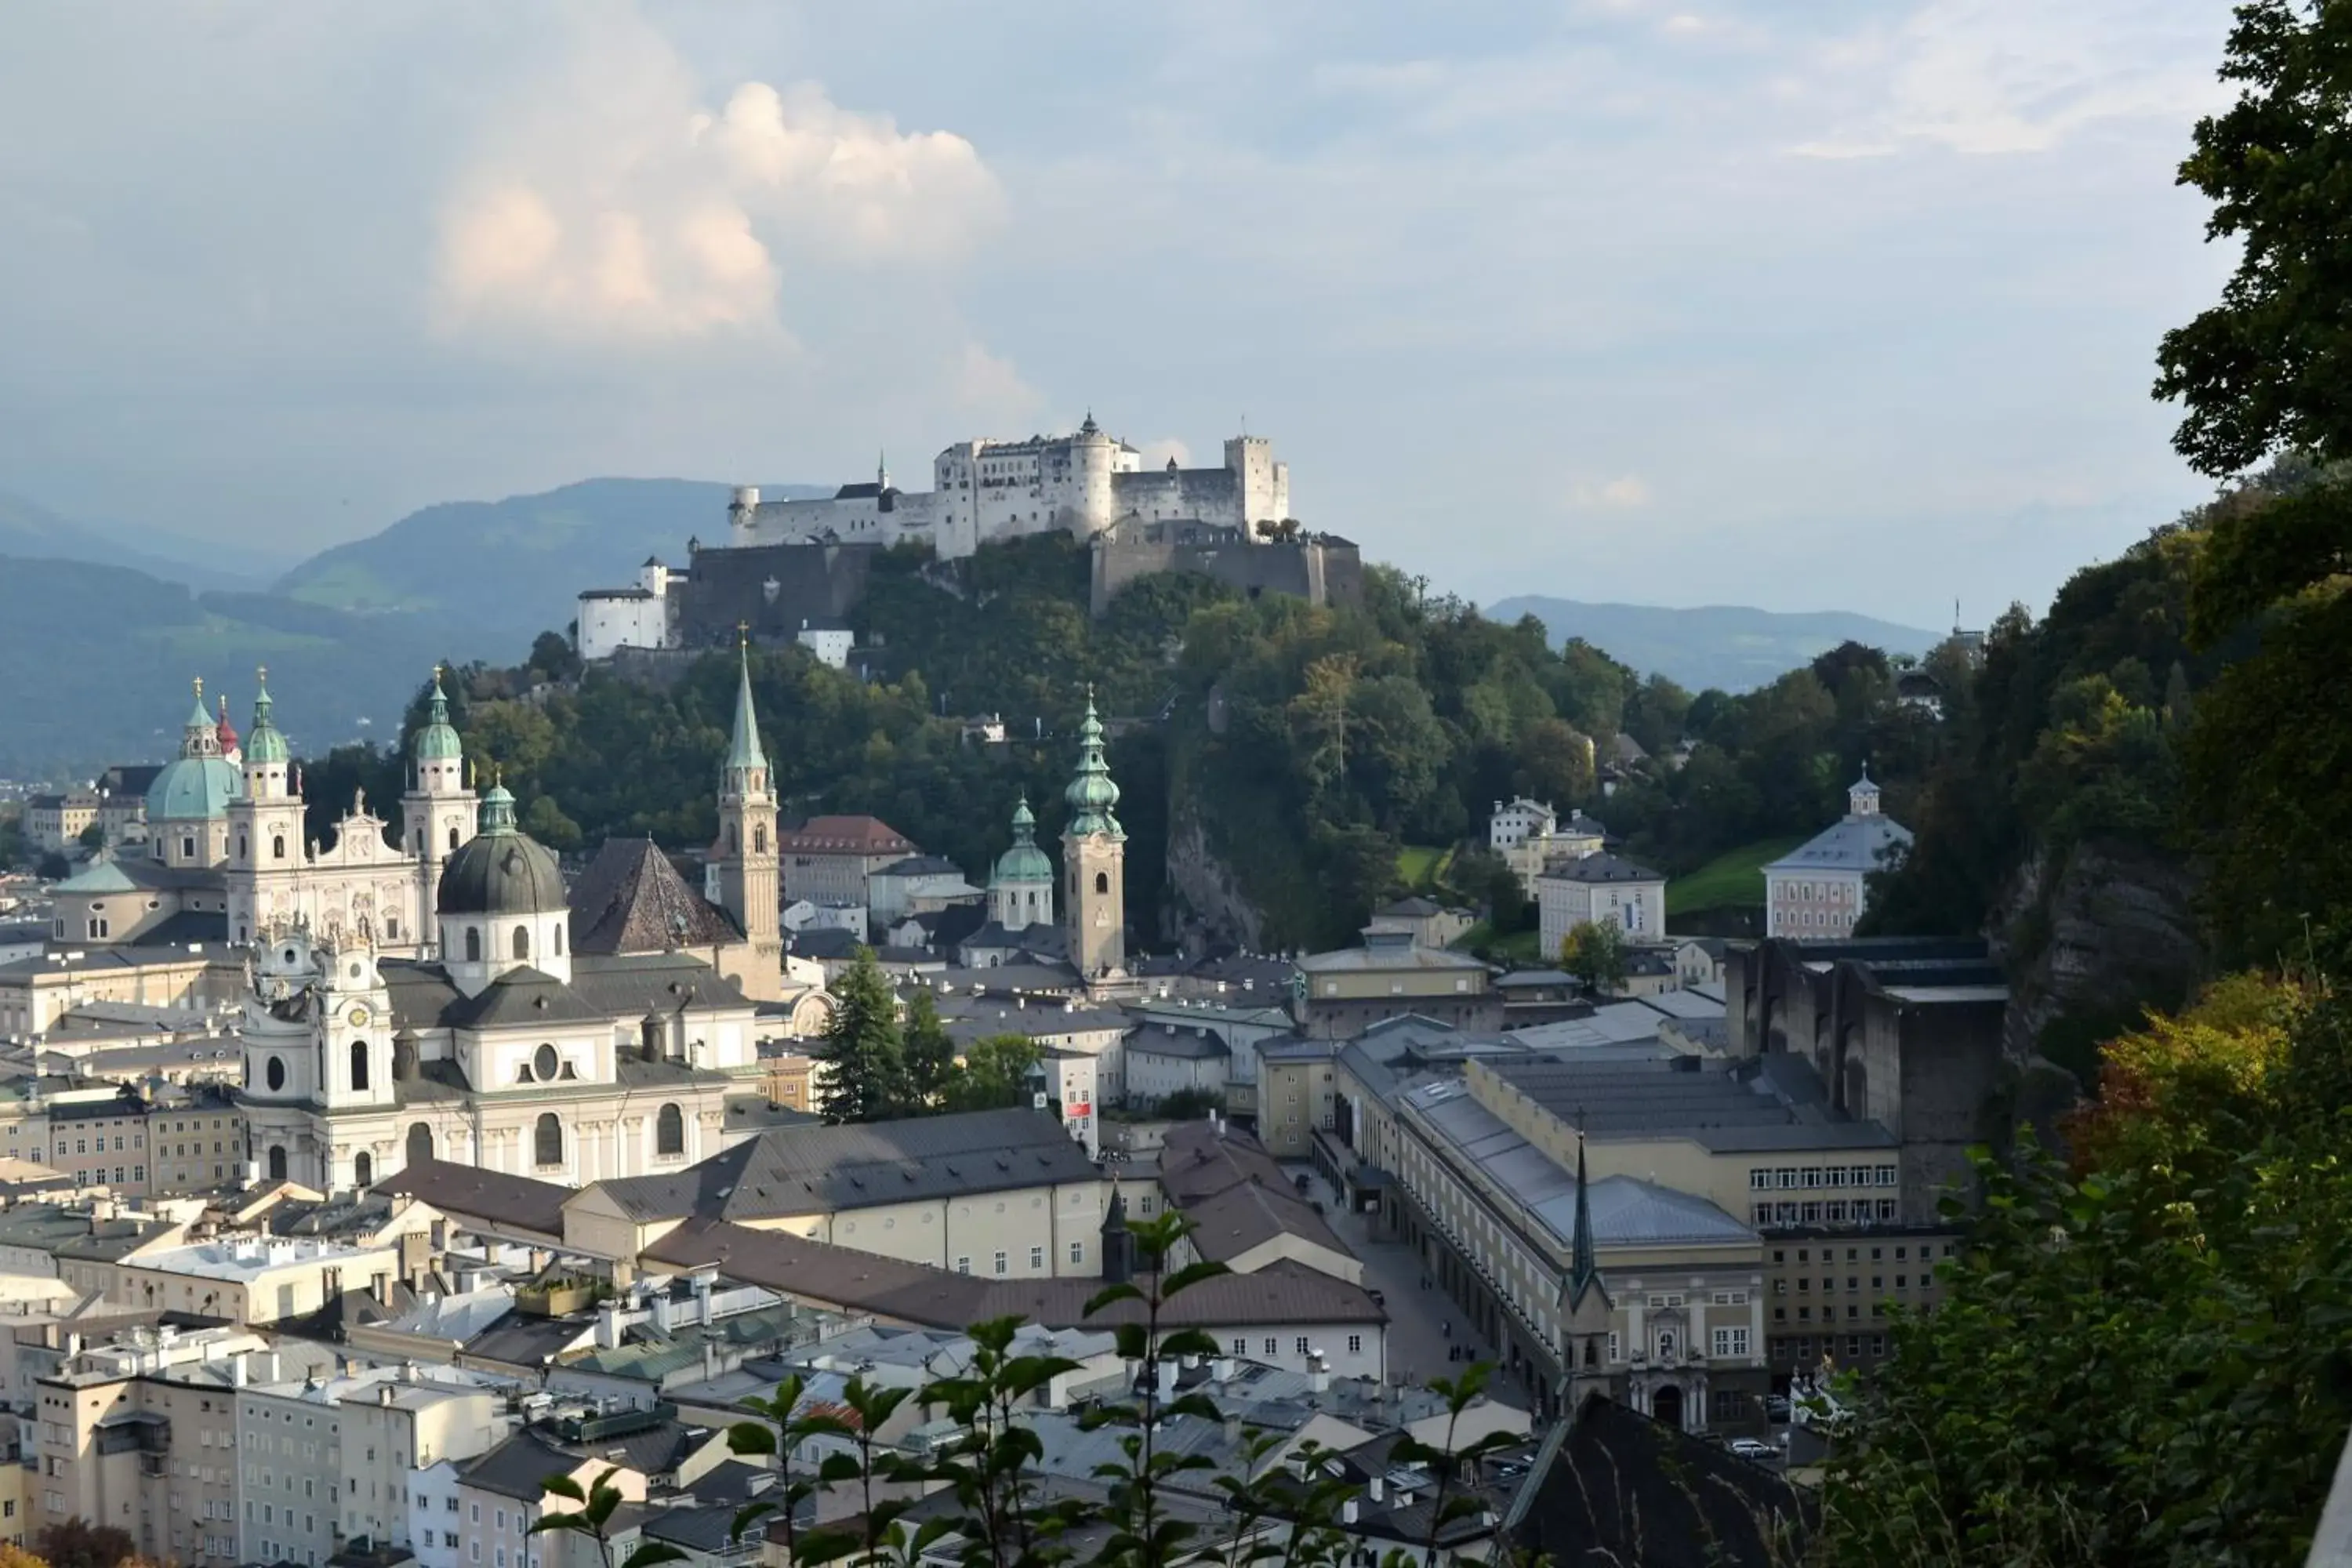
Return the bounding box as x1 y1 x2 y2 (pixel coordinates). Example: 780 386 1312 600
354 1151 373 1189
552 925 562 956
267 1145 288 1181
533 1113 563 1168
753 824 768 854
447 825 459 851
465 927 481 962
264 1056 285 1092
349 1039 370 1093
1094 871 1109 895
656 1103 685 1157
406 1123 434 1167
513 925 529 960
272 833 286 860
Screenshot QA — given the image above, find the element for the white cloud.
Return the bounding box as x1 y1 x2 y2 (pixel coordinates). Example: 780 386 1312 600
1568 475 1652 510
1788 0 2229 158
431 9 1001 343
1138 438 1195 470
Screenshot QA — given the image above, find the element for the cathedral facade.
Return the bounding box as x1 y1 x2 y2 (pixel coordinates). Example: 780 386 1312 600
235 648 785 1192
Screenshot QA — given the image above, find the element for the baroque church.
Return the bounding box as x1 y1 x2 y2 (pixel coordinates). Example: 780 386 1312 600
225 646 786 1191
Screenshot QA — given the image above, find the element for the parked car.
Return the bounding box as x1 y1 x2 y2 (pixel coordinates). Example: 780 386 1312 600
1730 1438 1778 1462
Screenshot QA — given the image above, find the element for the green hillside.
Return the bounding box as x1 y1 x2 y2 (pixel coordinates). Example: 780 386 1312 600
1665 834 1806 916
276 477 829 644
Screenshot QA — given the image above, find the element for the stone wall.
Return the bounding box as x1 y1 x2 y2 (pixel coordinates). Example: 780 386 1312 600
1090 522 1364 616
669 541 883 650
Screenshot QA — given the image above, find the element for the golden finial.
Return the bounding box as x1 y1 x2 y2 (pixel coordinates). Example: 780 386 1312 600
256 664 268 687
433 661 445 683
737 620 751 649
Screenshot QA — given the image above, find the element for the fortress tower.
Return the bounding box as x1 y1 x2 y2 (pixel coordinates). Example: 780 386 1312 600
1062 690 1126 979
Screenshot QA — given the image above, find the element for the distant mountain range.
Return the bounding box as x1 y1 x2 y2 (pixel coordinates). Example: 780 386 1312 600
1486 597 1944 693
0 477 1945 779
274 477 829 633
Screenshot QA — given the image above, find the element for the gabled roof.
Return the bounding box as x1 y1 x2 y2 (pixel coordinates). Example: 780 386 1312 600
1540 851 1662 885
579 1107 1098 1225
1764 814 1914 875
569 839 742 955
441 967 610 1030
369 1158 571 1239
777 816 914 855
1157 1123 1351 1264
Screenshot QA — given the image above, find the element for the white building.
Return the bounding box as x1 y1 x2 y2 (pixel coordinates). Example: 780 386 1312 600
1536 851 1668 961
1489 797 1556 853
792 617 855 670
1762 771 1915 939
726 417 1288 561
576 559 673 662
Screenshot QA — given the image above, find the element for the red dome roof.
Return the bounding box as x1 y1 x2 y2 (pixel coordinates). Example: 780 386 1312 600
215 695 239 751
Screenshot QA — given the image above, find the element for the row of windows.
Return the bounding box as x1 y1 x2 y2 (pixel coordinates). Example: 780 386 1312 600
1749 1165 1898 1191
1774 1334 1887 1363
1777 1273 1923 1294
1229 1334 1367 1358
54 1134 145 1155
1753 1200 1898 1225
1776 1242 1947 1264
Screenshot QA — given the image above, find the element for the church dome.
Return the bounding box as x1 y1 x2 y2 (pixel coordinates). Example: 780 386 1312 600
147 755 241 822
147 680 241 822
436 784 564 916
1063 693 1124 838
244 674 291 767
991 795 1054 885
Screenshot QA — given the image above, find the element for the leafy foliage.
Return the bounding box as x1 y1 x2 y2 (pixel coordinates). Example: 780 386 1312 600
1558 920 1628 994
1822 978 2352 1566
810 948 1044 1122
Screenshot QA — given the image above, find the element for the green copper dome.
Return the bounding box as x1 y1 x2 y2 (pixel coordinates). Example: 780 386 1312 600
244 672 291 767
414 668 463 761
1062 691 1124 840
147 677 242 821
990 793 1054 885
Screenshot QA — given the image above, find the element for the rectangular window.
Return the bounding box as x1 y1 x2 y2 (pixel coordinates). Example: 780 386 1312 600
1070 1241 1084 1265
1294 1337 1309 1356
1347 1334 1363 1355
1607 1332 1621 1362
1232 1338 1246 1356
1029 1247 1044 1270
993 1251 1007 1276
1263 1338 1277 1356
1711 1327 1749 1358
955 1257 969 1274
1775 1168 1797 1189
1748 1169 1769 1191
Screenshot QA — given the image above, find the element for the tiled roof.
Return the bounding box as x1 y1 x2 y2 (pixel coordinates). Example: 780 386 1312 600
1764 815 1915 875
1539 851 1661 885
776 816 913 855
569 839 742 956
369 1158 572 1237
441 968 609 1030
643 1219 1384 1330
580 1106 1097 1224
1157 1123 1351 1265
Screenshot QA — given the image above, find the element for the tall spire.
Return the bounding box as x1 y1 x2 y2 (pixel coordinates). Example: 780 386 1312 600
1568 1120 1601 1308
1062 686 1123 839
725 626 768 779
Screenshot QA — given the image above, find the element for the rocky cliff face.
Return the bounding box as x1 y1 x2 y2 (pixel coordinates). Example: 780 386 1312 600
1163 805 1267 953
1991 837 2204 1076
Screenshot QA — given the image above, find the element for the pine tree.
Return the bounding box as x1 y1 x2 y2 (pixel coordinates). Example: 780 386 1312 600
812 949 909 1123
901 986 956 1113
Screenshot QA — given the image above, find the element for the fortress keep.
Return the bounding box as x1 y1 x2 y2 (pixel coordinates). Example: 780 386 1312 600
578 416 1358 660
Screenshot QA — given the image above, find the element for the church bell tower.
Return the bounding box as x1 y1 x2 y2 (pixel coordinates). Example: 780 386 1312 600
712 633 781 974
1062 688 1126 979
401 666 478 953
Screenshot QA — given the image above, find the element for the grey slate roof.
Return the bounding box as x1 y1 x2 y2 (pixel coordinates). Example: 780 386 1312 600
1540 851 1661 885
1764 813 1915 875
568 838 742 956
369 1157 572 1237
1157 1122 1351 1265
382 952 746 1034
1124 1024 1230 1061
1473 1051 1894 1152
441 967 611 1030
643 1218 1383 1330
582 1106 1097 1223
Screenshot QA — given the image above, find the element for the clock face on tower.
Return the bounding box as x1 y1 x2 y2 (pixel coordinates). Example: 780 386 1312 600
346 1004 372 1029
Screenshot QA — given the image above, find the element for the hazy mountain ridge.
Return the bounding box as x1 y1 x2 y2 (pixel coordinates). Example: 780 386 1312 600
0 487 277 591
1487 596 1944 691
275 477 831 635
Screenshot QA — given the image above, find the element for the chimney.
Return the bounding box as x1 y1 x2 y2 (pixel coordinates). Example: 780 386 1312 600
1155 1359 1176 1403
1370 1476 1385 1503
230 1354 248 1387
1308 1351 1329 1395
595 1300 624 1350
1342 1500 1359 1526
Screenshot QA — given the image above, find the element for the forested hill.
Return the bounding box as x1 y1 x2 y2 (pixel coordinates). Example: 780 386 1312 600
292 533 1980 956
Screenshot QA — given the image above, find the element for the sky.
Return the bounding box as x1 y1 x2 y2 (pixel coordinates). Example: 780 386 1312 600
0 0 2243 629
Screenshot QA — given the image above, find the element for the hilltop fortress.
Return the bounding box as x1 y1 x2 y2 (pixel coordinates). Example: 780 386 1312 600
578 416 1360 660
